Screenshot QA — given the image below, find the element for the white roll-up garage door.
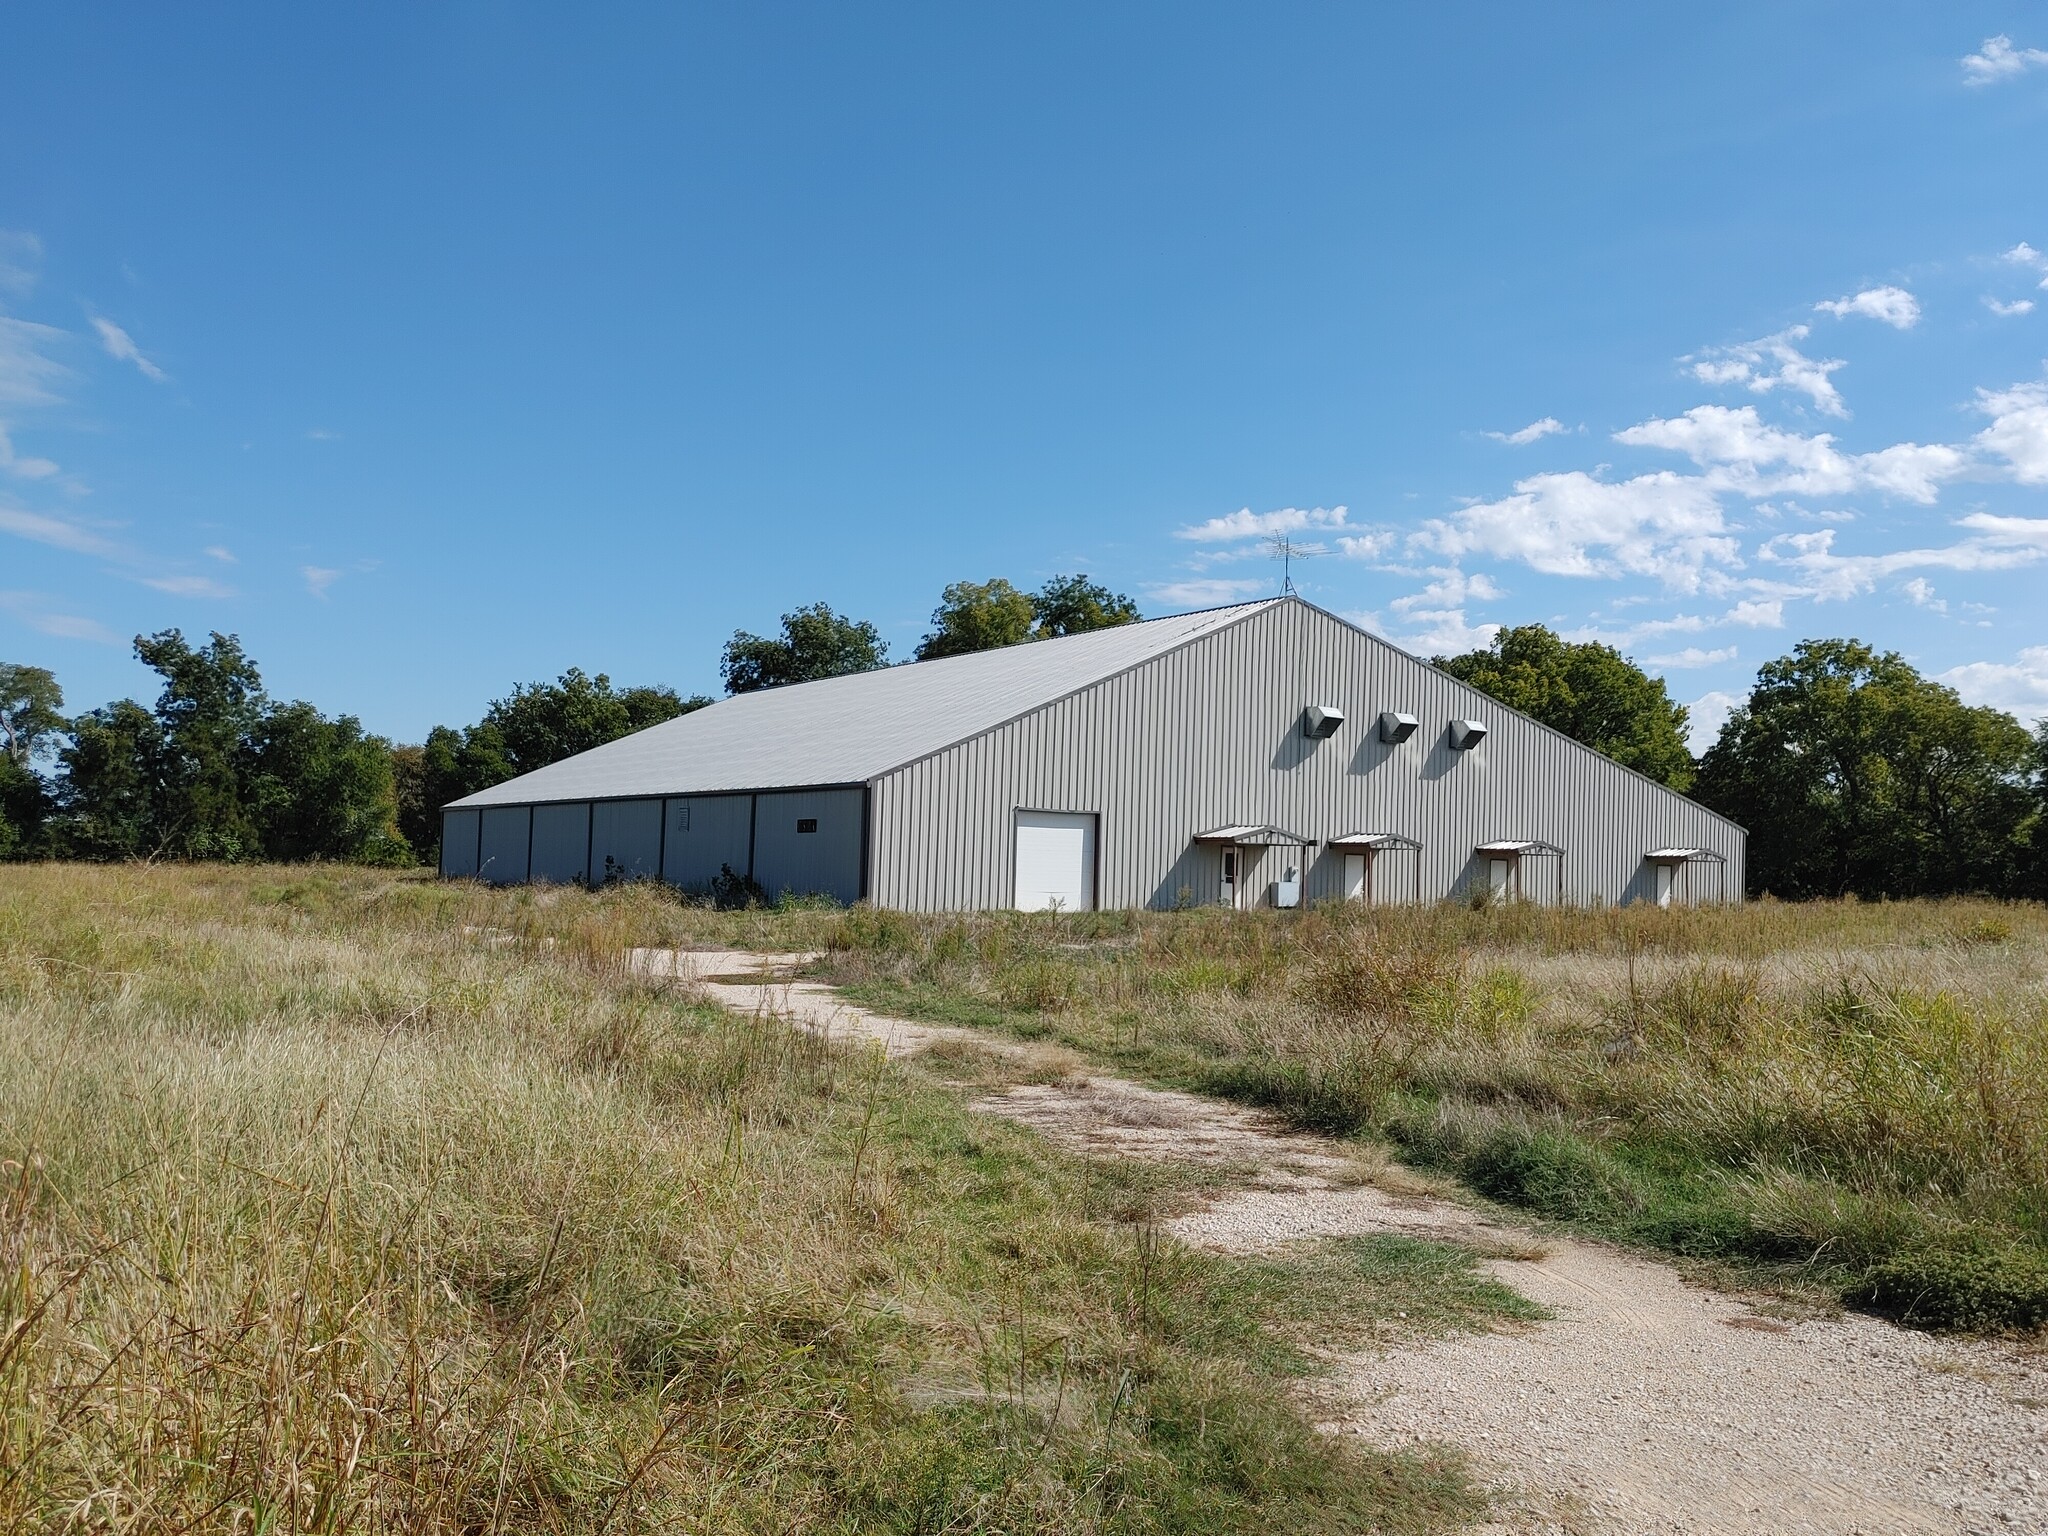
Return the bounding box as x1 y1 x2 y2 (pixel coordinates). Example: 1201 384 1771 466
1013 811 1097 912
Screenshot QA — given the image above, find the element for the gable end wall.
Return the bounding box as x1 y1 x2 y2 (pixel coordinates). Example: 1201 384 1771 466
868 600 1743 910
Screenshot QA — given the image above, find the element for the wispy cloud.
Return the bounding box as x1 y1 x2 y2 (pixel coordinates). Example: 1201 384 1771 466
1174 505 1349 542
90 316 167 382
0 589 119 644
1984 296 2035 317
0 426 58 481
203 544 236 563
1687 326 1848 417
0 506 124 557
302 565 343 599
0 231 39 297
1645 646 1736 669
1900 577 1946 613
0 317 69 408
306 428 339 442
141 573 236 599
1757 514 2048 600
1486 417 1566 446
1962 36 2048 85
1814 286 1919 329
1145 576 1269 607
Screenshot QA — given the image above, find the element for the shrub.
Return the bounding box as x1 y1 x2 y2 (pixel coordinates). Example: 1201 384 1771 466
1853 1244 2048 1333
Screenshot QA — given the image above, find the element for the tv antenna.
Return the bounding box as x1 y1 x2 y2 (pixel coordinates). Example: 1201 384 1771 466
1268 533 1316 595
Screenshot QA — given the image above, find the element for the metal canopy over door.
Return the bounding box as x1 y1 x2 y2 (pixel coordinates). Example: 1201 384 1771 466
1013 810 1097 912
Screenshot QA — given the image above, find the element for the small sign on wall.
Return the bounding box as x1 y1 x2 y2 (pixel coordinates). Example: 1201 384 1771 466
796 818 818 834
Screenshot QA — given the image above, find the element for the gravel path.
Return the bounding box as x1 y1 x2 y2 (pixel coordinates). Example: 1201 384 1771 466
651 949 2048 1535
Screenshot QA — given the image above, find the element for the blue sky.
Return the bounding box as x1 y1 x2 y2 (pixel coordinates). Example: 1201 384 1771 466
3 6 2047 748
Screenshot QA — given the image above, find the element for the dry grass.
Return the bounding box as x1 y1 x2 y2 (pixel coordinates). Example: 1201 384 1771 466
815 896 2048 1333
0 865 1487 1534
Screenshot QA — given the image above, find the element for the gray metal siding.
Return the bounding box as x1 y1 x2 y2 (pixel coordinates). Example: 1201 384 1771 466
478 806 532 885
440 809 481 878
662 794 754 891
869 600 1743 911
592 799 663 883
752 788 864 904
530 802 591 885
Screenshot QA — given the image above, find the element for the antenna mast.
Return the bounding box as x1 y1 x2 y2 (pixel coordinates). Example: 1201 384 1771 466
1268 533 1315 595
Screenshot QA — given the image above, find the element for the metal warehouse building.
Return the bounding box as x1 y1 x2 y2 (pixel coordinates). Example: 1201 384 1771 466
441 596 1743 910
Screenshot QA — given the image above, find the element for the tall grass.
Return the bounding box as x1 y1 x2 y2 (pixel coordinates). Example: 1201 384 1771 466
818 896 2048 1333
0 866 1483 1532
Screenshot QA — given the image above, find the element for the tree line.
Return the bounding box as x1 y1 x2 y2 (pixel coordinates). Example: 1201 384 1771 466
2 579 2043 899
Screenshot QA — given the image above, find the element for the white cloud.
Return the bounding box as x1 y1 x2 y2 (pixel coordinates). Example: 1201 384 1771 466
89 316 167 383
1419 470 1738 591
1939 647 2048 723
1389 607 1501 655
1962 36 2048 85
1973 380 2048 483
1646 646 1736 669
1984 296 2035 317
301 565 343 600
1814 286 1919 329
2005 242 2048 290
1686 326 1848 417
1616 404 1965 504
1389 567 1504 619
0 317 69 408
0 590 119 645
1757 515 2048 599
1900 577 1946 613
1175 505 1348 542
1334 530 1397 561
1486 417 1566 445
1685 690 1741 755
306 428 339 441
0 426 57 480
0 506 123 557
1564 598 1784 650
203 544 236 563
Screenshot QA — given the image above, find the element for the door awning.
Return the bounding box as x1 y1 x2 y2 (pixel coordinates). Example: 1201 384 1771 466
1646 846 1726 863
1327 831 1421 852
1194 824 1315 847
1476 839 1565 858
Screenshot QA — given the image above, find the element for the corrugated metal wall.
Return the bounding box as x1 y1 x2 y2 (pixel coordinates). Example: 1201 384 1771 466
662 794 753 890
868 600 1744 911
440 787 863 901
753 788 864 904
478 806 531 885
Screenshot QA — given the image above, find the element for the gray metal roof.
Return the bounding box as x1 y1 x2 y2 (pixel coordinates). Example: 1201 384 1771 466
448 600 1280 808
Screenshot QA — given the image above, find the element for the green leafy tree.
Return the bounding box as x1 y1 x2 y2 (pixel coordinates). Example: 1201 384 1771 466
395 674 706 859
0 662 65 857
1436 624 1694 790
55 631 411 864
250 702 411 864
57 699 166 859
916 579 1037 660
1031 574 1141 637
1693 639 2034 898
915 573 1143 661
483 669 706 775
721 604 888 694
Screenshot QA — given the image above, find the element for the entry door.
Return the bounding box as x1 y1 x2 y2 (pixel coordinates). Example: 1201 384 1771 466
1488 857 1512 904
1014 811 1097 911
1654 863 1674 908
1344 853 1366 904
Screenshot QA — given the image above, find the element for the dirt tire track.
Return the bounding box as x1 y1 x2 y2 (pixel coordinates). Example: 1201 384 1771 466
646 948 2048 1535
